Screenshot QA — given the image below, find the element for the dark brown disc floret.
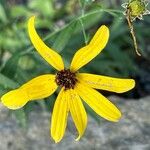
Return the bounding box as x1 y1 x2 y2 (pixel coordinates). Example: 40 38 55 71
55 69 77 90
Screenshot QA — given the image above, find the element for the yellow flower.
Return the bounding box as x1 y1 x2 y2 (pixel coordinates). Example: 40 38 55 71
1 16 135 143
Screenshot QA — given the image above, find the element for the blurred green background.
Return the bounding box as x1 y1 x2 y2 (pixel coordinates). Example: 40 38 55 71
0 0 150 126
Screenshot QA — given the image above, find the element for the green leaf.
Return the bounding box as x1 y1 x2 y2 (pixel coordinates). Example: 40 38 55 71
28 0 55 17
0 73 19 89
0 3 7 23
2 53 20 77
74 9 104 35
79 0 93 8
0 86 7 95
10 5 30 18
53 9 104 49
52 21 77 52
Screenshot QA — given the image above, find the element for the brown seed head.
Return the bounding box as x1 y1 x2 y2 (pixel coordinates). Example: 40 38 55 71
55 69 77 90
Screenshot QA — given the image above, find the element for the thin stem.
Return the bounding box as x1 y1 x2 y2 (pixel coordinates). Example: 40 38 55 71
79 19 88 44
126 8 141 56
78 0 88 45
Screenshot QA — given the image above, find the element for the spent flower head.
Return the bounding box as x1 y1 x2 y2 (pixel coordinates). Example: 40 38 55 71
122 0 150 56
122 0 150 21
1 16 135 143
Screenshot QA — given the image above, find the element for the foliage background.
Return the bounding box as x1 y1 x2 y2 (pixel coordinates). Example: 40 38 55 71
0 0 150 126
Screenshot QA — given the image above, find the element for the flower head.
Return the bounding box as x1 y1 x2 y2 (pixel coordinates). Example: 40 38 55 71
1 16 135 143
122 0 150 21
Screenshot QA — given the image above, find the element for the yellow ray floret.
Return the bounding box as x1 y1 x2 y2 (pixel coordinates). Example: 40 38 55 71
1 89 28 110
51 88 69 143
77 73 135 93
28 16 64 71
70 25 109 72
1 74 57 109
68 89 87 141
75 82 121 122
21 74 57 99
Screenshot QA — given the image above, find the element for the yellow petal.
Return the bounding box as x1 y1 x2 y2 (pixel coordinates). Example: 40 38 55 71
21 74 57 99
28 16 64 71
70 25 109 72
1 74 57 109
1 89 28 110
51 88 69 143
77 73 135 93
75 82 121 122
68 89 87 141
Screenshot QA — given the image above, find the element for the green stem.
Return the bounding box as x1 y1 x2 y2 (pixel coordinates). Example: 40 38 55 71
79 19 88 44
78 0 88 45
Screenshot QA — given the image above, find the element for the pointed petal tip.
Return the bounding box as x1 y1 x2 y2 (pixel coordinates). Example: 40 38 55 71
51 131 62 144
50 88 68 144
30 15 36 19
31 15 36 19
115 111 122 122
100 25 109 32
54 139 60 144
28 16 35 30
101 25 108 29
75 135 81 141
98 25 110 42
121 3 128 8
51 134 63 143
28 15 36 23
109 115 121 122
107 109 122 122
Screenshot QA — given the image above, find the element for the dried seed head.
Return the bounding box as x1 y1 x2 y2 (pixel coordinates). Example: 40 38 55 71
129 0 146 17
121 0 150 56
122 0 150 21
55 69 77 90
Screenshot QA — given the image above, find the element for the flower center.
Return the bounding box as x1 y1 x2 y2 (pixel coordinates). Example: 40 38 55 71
55 69 77 90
